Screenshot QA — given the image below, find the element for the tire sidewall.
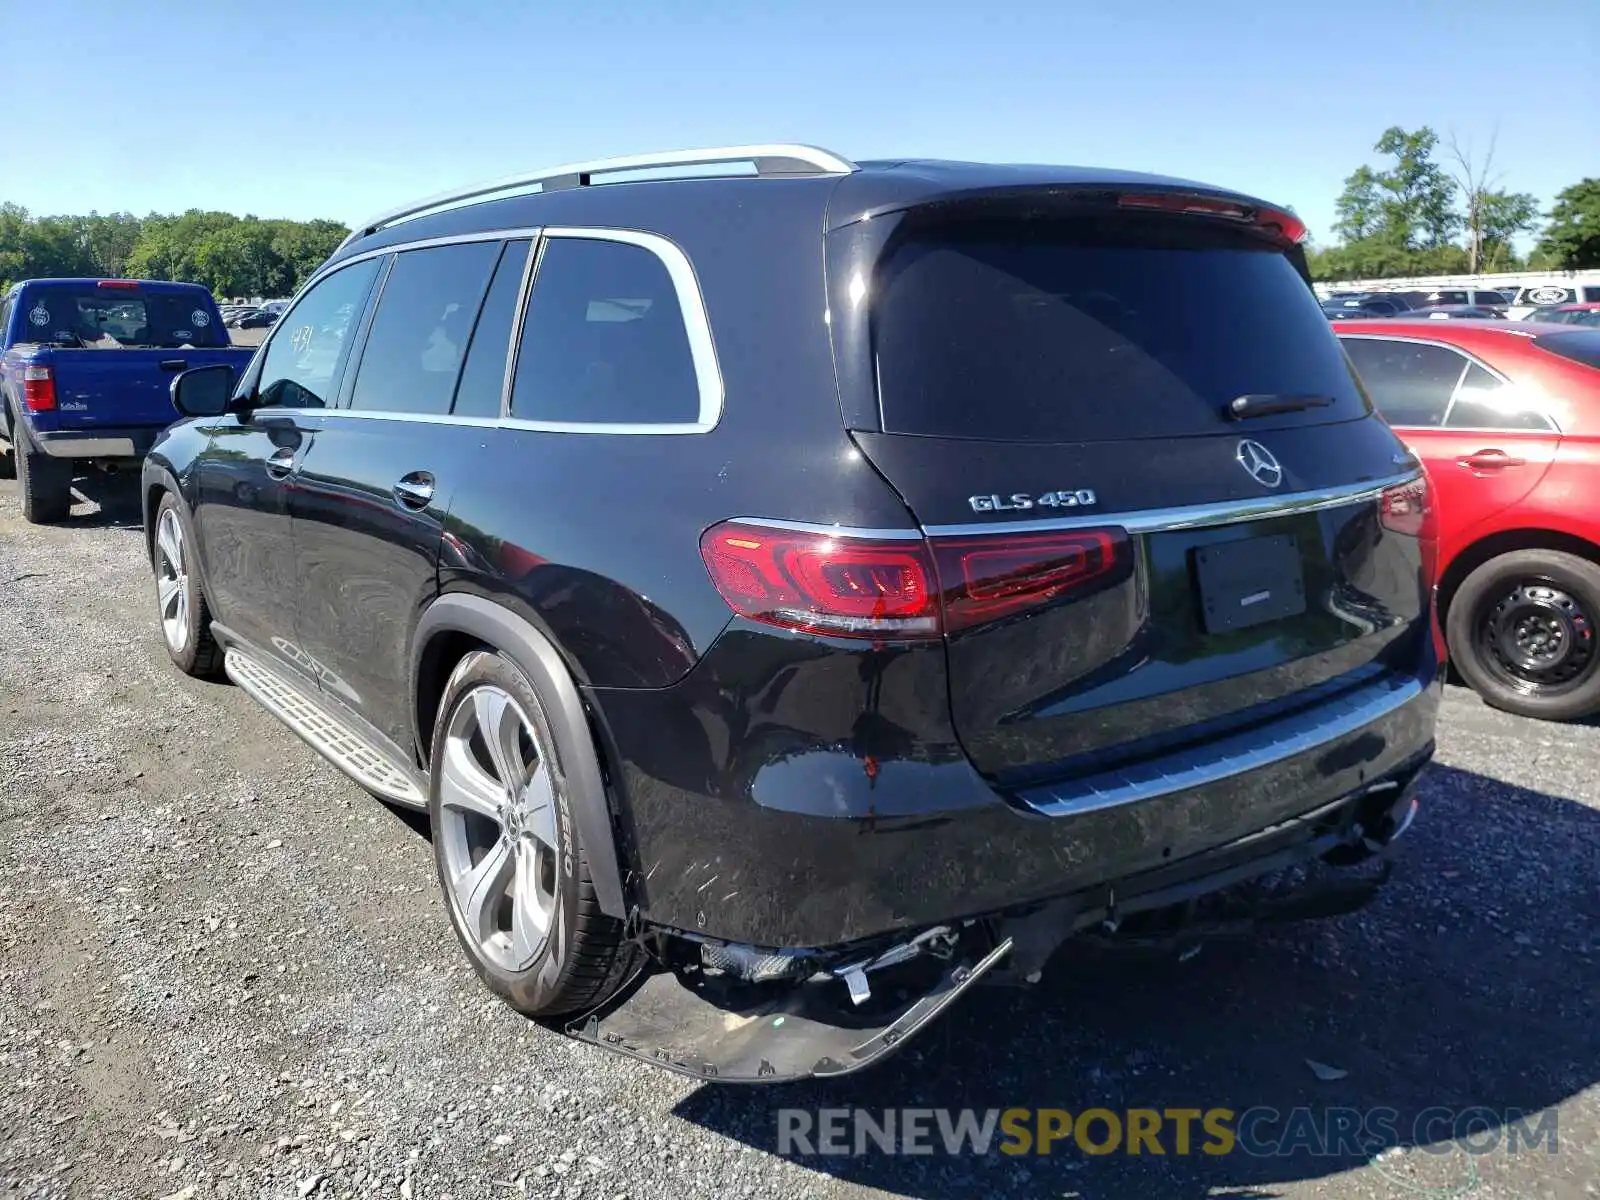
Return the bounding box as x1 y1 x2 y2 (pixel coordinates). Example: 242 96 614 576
428 649 586 1015
1447 550 1600 721
153 493 207 674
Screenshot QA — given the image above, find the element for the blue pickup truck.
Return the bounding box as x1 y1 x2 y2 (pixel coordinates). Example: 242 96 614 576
1 278 255 522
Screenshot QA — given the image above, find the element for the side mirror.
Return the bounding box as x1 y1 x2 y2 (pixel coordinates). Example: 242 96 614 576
171 364 236 417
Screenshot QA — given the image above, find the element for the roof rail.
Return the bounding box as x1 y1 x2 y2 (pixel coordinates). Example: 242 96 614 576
338 143 857 248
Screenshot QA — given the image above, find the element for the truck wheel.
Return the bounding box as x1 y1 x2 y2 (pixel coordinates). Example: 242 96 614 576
14 426 72 524
1446 548 1600 722
429 650 639 1019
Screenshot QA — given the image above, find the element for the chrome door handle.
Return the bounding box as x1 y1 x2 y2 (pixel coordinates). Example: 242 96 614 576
393 472 435 510
264 447 296 478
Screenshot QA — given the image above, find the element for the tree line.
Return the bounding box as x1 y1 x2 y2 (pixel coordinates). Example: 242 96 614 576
1306 126 1600 281
0 204 350 299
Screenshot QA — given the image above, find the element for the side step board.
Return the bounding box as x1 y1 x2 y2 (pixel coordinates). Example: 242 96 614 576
224 648 426 807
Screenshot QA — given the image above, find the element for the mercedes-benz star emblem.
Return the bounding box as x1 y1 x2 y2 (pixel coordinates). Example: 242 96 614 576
1236 439 1283 488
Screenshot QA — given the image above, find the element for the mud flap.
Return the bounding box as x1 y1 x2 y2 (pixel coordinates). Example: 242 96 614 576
565 937 1013 1083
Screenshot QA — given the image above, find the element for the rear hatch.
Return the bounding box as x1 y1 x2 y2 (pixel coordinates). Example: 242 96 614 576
17 282 238 428
827 186 1434 783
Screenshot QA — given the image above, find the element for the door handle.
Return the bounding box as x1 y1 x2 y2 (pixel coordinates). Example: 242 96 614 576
159 359 188 372
393 471 436 510
264 447 296 479
1458 449 1526 470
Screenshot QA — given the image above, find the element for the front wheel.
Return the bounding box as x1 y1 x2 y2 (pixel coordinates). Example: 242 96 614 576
429 650 638 1019
1446 548 1600 721
151 493 224 678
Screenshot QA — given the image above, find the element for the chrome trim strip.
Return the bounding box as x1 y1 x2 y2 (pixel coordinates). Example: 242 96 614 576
724 516 924 540
341 143 857 247
1018 675 1427 818
922 471 1421 538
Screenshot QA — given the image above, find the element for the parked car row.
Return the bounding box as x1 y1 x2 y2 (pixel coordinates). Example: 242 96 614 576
1322 284 1600 323
1 146 1590 1086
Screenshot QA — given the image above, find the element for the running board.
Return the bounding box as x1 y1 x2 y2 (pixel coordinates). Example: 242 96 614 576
224 649 426 807
566 937 1012 1083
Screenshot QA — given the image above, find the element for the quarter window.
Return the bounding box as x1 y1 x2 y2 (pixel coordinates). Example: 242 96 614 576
1340 337 1465 427
257 260 381 408
451 240 531 419
349 241 502 415
1445 363 1549 430
510 236 701 426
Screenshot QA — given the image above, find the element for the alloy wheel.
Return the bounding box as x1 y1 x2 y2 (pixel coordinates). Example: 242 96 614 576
437 684 561 973
155 508 190 652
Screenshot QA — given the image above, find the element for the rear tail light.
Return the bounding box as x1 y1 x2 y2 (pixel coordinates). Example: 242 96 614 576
698 520 1130 639
1379 472 1445 662
22 366 55 412
1117 192 1307 244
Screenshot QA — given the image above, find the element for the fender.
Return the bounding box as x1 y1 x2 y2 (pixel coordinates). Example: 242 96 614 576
413 594 628 919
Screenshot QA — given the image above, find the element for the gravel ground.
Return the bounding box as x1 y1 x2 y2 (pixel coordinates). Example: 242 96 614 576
0 473 1596 1200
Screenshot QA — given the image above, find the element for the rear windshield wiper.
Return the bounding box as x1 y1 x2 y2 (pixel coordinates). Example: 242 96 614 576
1226 393 1334 420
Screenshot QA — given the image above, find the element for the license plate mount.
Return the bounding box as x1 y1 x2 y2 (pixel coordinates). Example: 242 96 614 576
1194 535 1307 633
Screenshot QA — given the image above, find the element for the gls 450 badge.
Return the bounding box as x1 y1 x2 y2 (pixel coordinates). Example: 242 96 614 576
969 489 1097 513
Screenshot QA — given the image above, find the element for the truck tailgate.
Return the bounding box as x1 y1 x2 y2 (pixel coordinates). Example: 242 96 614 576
28 347 250 433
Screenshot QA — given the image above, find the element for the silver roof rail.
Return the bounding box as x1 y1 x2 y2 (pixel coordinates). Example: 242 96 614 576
339 143 857 248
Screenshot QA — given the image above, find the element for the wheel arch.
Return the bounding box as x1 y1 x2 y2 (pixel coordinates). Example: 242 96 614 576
412 593 629 919
1439 527 1600 623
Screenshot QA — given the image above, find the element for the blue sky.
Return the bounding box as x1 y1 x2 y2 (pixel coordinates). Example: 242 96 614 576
8 1 1596 246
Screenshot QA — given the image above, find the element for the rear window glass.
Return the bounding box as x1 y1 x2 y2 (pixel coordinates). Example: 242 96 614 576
1535 331 1600 370
872 221 1368 441
19 287 226 348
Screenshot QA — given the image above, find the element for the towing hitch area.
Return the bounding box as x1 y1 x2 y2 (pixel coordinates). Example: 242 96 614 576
566 932 1013 1083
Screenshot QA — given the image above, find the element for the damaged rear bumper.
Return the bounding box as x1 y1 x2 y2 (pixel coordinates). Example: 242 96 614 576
569 755 1429 1082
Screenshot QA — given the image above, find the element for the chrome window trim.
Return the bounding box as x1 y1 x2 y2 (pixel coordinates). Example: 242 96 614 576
922 470 1421 538
283 225 723 434
1337 332 1561 434
502 226 724 434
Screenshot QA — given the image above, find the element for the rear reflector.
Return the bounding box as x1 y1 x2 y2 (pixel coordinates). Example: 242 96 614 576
22 365 55 412
699 520 1130 639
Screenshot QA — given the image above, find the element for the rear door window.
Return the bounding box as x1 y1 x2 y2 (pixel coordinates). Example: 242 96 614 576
1339 337 1465 427
871 220 1368 442
1445 362 1554 430
451 240 531 418
348 240 502 415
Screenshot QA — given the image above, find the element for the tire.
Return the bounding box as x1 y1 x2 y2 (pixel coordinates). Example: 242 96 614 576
429 649 638 1018
151 493 225 678
1446 548 1600 722
14 422 72 524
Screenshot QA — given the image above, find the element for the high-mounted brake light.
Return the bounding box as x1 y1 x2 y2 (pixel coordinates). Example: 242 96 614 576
96 279 141 289
699 520 1131 639
1117 192 1307 244
22 365 55 412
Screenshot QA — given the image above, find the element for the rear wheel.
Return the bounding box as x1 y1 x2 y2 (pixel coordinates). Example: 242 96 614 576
429 650 638 1019
1447 548 1600 721
14 424 72 524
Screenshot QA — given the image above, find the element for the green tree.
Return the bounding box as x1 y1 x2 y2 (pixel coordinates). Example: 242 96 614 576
1444 132 1539 273
1332 165 1384 243
1372 126 1458 249
1534 178 1600 270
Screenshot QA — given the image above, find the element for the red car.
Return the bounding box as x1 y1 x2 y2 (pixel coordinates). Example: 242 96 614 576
1334 319 1600 719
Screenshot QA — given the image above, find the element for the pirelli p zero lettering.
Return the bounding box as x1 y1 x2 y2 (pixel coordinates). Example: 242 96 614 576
968 490 1098 513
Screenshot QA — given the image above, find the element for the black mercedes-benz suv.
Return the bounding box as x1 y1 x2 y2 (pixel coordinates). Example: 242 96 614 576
144 145 1441 1081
